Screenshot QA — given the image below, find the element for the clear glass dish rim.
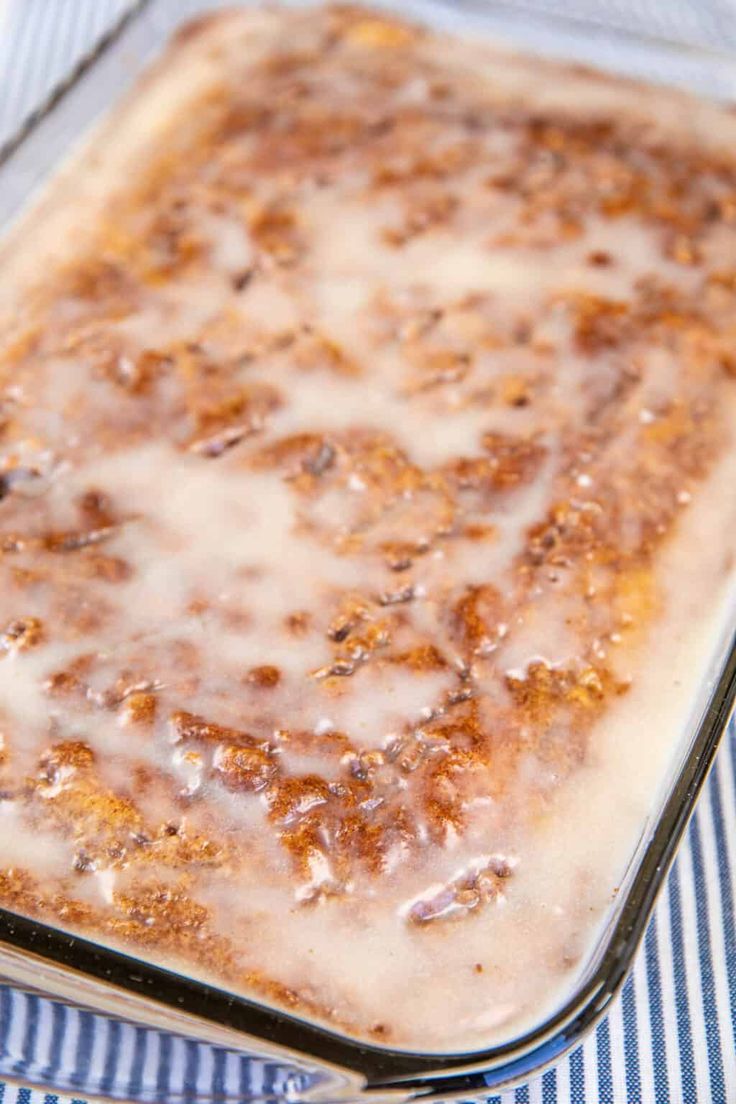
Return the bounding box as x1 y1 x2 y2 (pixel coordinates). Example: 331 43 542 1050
0 1 734 1097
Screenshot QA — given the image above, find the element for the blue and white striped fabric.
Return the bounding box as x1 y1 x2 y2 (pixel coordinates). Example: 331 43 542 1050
0 3 734 1103
0 0 135 154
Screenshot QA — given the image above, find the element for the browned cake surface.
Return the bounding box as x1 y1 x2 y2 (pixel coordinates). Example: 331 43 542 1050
0 4 734 1050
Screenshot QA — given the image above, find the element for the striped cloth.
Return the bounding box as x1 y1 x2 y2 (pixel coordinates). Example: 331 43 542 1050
0 0 135 154
0 3 734 1103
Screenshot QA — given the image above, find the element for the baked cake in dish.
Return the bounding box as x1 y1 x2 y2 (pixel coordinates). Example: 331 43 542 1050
0 3 734 1052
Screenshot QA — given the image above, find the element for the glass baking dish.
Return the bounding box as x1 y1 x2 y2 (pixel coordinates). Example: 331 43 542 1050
0 1 735 1100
